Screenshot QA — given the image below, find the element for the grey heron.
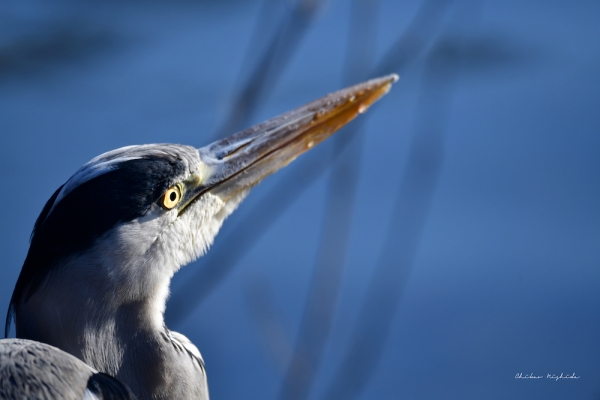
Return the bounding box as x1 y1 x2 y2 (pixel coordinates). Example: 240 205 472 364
1 74 397 399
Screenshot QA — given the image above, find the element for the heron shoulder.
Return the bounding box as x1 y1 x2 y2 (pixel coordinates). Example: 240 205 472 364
0 339 136 400
168 330 206 371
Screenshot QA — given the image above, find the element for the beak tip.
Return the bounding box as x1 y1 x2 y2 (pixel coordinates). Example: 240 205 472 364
388 73 400 83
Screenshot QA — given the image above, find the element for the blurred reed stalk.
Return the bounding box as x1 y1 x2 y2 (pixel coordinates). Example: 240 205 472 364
278 0 380 398
279 0 458 398
324 2 481 397
167 0 326 326
243 274 294 373
167 0 454 331
215 0 326 139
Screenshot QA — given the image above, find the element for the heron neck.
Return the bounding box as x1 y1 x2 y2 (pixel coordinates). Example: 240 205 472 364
15 269 203 399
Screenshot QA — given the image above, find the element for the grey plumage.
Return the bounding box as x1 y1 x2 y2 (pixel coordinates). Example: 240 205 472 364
2 75 397 400
0 339 135 399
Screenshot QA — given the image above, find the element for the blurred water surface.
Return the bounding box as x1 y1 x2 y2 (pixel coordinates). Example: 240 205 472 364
1 1 599 399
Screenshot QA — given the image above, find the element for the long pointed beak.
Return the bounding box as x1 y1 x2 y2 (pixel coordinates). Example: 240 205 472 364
182 74 398 208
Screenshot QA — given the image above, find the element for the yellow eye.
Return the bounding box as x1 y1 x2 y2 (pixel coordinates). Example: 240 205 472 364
162 185 182 209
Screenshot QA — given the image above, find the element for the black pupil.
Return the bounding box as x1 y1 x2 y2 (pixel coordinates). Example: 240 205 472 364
169 191 177 202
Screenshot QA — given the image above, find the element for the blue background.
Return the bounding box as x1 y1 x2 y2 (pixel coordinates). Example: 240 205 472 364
1 0 599 399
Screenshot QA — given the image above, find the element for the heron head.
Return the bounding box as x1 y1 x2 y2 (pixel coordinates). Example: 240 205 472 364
7 75 397 337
